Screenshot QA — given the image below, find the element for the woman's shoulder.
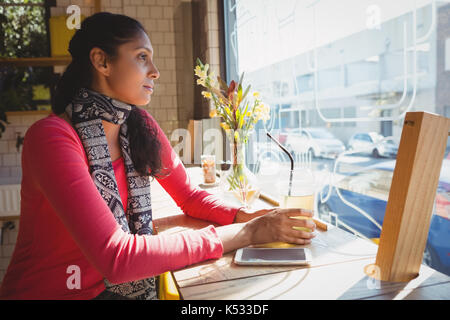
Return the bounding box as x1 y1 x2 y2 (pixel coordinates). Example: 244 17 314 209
25 112 80 146
28 112 74 132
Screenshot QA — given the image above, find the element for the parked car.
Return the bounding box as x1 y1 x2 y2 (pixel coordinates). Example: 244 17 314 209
317 159 450 276
283 128 346 159
348 132 398 158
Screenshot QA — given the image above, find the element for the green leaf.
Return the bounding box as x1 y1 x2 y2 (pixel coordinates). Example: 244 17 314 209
227 175 239 190
218 76 229 93
239 111 245 129
238 71 245 89
237 84 243 105
242 84 251 101
243 101 249 117
232 92 238 111
241 102 249 130
220 104 234 124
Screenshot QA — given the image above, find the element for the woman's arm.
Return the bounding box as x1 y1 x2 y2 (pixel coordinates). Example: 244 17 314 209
141 109 245 225
24 120 226 284
234 208 273 223
217 208 316 253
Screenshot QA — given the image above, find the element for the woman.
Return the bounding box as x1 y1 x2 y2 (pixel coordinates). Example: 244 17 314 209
0 12 316 300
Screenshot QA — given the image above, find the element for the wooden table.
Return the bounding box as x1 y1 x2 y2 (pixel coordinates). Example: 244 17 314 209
152 167 450 300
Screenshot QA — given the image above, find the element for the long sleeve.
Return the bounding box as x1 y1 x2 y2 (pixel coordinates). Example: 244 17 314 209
140 109 245 225
23 118 224 285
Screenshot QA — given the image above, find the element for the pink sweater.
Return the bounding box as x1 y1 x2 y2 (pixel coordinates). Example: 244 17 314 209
0 109 242 300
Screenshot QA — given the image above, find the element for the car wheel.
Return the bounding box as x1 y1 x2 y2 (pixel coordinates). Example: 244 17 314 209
372 148 380 158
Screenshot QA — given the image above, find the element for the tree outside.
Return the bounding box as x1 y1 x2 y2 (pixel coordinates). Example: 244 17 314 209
0 0 53 136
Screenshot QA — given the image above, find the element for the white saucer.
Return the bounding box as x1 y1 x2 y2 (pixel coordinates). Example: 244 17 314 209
199 179 220 188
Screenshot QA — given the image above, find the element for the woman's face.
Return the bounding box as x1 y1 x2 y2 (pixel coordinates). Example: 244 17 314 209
96 30 160 106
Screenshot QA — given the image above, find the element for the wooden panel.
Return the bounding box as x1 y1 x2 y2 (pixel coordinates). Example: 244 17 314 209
152 167 377 288
374 112 450 282
152 167 450 300
178 257 450 300
363 282 450 300
0 216 20 222
5 110 51 116
94 0 102 13
0 57 71 67
168 222 377 288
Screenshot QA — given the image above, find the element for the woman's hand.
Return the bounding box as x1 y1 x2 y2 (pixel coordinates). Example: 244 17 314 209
217 207 316 253
234 207 273 223
245 208 316 246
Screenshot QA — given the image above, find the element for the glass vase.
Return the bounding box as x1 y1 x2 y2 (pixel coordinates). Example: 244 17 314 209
219 140 260 209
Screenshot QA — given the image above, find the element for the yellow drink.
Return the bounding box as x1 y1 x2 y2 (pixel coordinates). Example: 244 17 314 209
281 193 314 210
255 193 315 249
255 172 316 248
281 193 314 233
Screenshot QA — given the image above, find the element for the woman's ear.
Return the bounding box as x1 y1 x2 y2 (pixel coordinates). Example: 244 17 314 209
89 47 110 76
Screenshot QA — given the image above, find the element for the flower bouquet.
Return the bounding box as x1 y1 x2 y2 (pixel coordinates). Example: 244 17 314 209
195 58 270 208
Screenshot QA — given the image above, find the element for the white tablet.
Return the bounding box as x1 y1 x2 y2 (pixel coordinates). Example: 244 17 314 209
234 247 312 266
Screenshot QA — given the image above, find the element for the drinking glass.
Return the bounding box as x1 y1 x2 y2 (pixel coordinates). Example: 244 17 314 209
201 154 216 184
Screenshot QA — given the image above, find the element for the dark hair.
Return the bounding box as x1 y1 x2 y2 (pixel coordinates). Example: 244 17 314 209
52 12 165 178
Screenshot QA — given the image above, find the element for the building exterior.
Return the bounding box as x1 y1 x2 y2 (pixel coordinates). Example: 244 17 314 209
226 1 449 146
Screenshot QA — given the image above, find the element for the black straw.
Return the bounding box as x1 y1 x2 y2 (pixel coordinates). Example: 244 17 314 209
266 131 294 196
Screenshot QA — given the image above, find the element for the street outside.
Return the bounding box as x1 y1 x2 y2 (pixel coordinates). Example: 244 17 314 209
253 152 395 202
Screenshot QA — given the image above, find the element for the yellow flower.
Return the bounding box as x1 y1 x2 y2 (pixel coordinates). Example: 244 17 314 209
254 106 262 117
197 78 206 86
209 108 217 117
209 70 216 82
220 122 230 131
253 91 260 98
195 64 208 79
194 65 203 77
202 91 212 99
253 102 271 122
234 130 240 143
246 111 252 117
260 103 271 121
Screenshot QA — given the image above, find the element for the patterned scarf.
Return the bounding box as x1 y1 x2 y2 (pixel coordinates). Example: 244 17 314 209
65 87 157 300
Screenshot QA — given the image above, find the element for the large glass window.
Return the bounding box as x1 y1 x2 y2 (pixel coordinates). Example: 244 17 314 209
224 0 450 276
